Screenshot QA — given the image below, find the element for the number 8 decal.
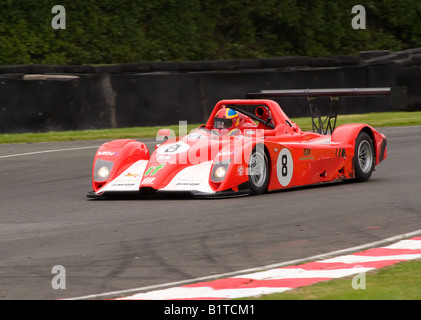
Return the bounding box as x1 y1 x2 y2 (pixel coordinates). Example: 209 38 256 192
157 141 190 155
164 144 181 153
277 148 293 187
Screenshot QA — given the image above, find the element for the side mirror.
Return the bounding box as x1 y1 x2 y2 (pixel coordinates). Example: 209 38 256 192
155 129 175 149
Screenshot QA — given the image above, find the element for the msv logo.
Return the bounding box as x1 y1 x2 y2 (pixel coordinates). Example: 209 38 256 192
97 151 119 156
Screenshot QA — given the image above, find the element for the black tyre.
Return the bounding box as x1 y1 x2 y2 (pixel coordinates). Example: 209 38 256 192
248 146 269 194
354 131 375 182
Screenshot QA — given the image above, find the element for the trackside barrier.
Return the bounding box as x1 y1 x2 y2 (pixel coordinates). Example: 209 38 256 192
0 49 419 133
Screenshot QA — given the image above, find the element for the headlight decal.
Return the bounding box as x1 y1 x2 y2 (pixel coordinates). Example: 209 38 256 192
211 160 231 182
93 159 114 182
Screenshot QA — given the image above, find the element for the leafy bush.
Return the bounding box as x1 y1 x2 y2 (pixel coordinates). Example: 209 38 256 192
0 0 420 65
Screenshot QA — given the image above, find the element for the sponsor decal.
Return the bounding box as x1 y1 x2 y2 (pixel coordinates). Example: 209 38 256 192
187 132 205 140
237 165 245 176
144 164 166 176
175 177 206 184
156 155 172 161
141 177 155 184
97 151 119 156
299 148 315 161
111 183 136 187
125 173 141 178
217 151 234 156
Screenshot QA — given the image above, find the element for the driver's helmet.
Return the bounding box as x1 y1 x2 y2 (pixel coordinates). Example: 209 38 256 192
213 108 240 132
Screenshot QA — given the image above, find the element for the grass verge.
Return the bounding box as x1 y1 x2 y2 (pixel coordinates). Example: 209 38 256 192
1 111 421 144
244 260 421 300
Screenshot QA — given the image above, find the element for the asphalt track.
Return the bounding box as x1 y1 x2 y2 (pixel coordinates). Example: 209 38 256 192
0 126 420 300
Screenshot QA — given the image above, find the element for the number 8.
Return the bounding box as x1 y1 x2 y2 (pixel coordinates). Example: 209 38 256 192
165 144 181 153
281 154 288 177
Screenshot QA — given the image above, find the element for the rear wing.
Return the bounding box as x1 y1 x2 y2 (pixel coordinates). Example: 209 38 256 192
246 87 407 134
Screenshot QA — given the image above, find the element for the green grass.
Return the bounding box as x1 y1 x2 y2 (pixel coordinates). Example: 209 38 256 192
245 260 421 300
294 111 421 131
0 123 200 144
1 111 421 144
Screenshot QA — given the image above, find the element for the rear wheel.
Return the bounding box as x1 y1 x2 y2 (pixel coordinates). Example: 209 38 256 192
248 146 269 194
354 131 375 182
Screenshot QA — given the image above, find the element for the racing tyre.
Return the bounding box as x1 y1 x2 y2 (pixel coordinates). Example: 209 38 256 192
354 131 375 182
248 146 269 195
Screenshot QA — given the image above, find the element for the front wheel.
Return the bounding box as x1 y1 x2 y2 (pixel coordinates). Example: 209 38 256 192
354 131 375 182
248 146 269 195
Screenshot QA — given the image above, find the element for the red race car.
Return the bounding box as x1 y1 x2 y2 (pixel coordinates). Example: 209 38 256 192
87 88 396 199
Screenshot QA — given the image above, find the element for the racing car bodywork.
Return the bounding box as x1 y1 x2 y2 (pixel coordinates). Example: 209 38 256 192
88 88 389 199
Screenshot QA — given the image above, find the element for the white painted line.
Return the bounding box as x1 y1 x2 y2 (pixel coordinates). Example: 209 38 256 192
319 253 421 264
234 267 374 281
0 140 156 160
119 286 291 300
0 146 99 159
384 239 421 250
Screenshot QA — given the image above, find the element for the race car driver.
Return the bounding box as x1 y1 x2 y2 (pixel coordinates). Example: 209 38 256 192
213 108 241 136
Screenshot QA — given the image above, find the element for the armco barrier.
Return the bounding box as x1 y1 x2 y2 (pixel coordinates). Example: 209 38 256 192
0 49 420 133
0 75 115 133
